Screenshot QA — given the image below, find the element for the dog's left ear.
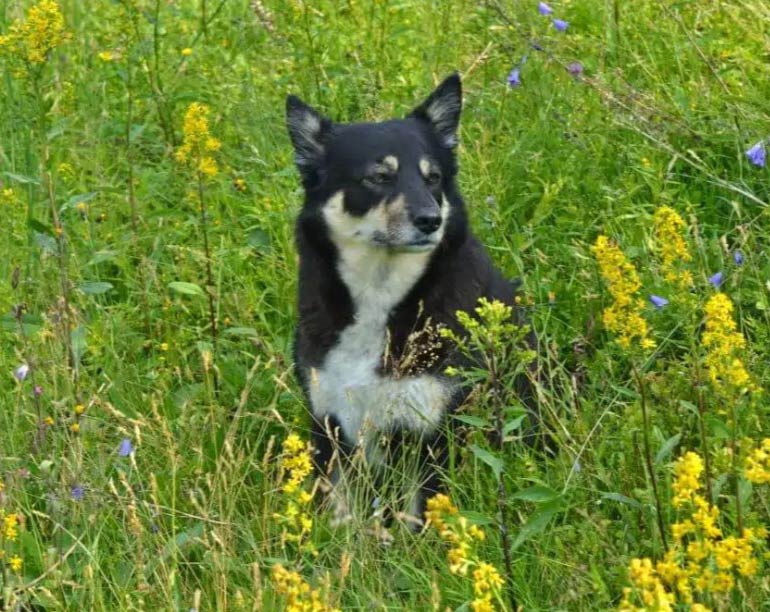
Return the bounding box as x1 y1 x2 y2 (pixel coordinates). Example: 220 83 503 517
408 73 462 148
286 95 333 185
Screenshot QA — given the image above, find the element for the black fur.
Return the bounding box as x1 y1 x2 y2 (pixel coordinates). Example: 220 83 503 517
288 74 535 521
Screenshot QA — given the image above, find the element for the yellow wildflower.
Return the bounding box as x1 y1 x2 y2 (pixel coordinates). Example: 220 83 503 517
744 438 770 484
653 206 693 288
270 564 339 612
70 422 80 433
1 188 15 204
591 235 655 350
426 493 502 607
0 0 69 66
74 403 85 415
274 434 315 552
3 512 19 541
175 103 221 180
471 561 504 611
9 555 22 573
619 558 675 611
181 47 193 56
702 293 752 393
691 496 721 539
672 452 703 508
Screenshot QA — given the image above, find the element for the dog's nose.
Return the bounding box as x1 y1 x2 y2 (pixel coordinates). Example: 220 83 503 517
414 214 442 235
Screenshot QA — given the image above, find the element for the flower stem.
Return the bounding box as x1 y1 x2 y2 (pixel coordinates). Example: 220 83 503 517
125 54 152 340
693 359 714 503
489 354 518 612
631 365 668 552
196 171 218 356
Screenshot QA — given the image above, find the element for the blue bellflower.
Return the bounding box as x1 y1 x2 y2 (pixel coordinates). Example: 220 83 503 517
746 141 766 168
507 67 522 87
650 295 669 309
708 271 724 288
538 2 553 15
553 18 568 32
567 62 583 76
733 250 744 265
14 364 30 381
118 438 134 457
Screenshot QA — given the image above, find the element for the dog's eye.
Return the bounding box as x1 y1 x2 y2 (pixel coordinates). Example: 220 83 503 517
364 171 393 187
426 170 442 186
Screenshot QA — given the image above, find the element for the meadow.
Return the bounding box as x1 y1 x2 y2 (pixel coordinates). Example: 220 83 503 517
1 0 770 610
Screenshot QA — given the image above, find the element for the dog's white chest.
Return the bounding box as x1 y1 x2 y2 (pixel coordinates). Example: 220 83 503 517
308 245 452 447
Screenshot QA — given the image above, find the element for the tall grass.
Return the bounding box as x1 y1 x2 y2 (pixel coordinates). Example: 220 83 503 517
1 0 769 609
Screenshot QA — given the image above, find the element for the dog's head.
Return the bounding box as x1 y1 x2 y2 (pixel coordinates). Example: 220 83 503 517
287 74 463 253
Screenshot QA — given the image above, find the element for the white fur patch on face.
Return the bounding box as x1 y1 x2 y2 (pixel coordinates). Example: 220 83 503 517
382 155 399 172
311 192 455 462
322 190 388 245
419 158 431 177
322 189 445 250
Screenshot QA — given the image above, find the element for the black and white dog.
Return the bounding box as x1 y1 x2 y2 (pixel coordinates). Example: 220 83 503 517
287 74 531 526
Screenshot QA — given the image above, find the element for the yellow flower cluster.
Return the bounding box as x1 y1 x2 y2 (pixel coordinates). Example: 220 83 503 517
273 434 315 551
0 0 69 66
271 564 339 612
2 511 19 541
591 235 655 350
175 103 221 179
702 293 752 393
671 451 703 508
745 438 770 484
426 494 502 611
618 558 675 611
620 451 767 610
653 206 693 288
1 188 15 205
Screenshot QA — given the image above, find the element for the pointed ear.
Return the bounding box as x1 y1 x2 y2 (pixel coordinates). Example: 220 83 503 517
408 73 462 148
286 95 333 183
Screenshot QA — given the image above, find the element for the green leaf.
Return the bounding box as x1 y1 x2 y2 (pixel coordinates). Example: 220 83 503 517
168 281 205 297
223 326 258 338
503 415 527 436
28 218 54 236
1 313 43 335
459 511 495 526
511 501 562 551
452 414 489 428
62 191 97 212
511 485 560 503
600 492 642 509
79 281 114 295
86 250 118 266
470 444 504 481
2 171 40 185
706 415 731 440
247 228 270 250
71 326 88 363
655 433 681 465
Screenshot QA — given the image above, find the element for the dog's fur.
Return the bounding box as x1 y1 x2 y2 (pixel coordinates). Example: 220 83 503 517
287 74 531 525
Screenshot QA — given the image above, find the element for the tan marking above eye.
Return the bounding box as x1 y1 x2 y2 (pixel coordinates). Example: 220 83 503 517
381 155 399 172
419 157 434 177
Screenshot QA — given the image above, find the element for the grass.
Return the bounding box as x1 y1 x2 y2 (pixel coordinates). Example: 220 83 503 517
1 0 770 609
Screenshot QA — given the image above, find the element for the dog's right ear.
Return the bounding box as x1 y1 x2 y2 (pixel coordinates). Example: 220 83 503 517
286 95 332 184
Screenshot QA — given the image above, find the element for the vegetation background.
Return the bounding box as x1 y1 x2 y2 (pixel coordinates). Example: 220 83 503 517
1 0 769 610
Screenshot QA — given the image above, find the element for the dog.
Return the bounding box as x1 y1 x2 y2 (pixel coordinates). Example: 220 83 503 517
287 73 534 527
